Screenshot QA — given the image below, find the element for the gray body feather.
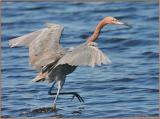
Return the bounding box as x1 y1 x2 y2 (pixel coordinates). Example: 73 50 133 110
56 42 111 67
9 23 65 70
9 23 111 75
8 15 130 107
9 23 111 105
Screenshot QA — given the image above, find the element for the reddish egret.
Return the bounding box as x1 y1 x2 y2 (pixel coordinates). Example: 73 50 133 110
9 16 130 109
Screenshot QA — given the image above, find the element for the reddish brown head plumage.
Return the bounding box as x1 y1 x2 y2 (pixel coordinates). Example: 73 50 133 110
87 16 125 42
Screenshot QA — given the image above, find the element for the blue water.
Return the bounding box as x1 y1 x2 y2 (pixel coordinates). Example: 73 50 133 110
1 1 159 118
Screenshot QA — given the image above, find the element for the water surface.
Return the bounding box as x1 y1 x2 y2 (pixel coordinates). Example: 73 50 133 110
1 1 159 118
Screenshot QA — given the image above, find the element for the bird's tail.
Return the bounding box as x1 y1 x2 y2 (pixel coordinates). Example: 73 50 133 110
32 72 48 82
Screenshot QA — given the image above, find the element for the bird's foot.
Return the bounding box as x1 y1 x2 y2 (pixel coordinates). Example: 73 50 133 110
52 103 57 111
71 92 84 102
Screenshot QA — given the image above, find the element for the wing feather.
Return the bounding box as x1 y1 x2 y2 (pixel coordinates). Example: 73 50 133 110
9 23 65 70
9 28 44 47
56 42 111 67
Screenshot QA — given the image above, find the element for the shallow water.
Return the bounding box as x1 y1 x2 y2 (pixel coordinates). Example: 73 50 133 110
1 1 159 118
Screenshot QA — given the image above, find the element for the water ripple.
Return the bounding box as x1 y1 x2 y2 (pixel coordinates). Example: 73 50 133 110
2 1 159 118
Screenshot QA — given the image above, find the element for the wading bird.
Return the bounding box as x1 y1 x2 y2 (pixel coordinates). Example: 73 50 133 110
9 16 130 109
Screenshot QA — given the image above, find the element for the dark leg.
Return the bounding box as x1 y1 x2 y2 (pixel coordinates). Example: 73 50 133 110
48 82 84 102
48 81 56 95
49 92 84 102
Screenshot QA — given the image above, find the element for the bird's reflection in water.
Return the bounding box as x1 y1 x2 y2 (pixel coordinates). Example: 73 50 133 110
19 107 60 117
31 107 58 113
19 106 83 117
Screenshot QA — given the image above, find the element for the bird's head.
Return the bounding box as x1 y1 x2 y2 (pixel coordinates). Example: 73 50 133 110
87 16 131 42
102 16 131 28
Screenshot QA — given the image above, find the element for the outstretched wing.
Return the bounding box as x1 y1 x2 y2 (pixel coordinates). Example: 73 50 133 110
56 42 111 67
9 23 65 70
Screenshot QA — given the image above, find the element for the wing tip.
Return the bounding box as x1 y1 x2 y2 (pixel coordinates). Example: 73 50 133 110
9 40 17 48
9 43 18 48
46 23 63 28
32 72 47 82
105 59 112 64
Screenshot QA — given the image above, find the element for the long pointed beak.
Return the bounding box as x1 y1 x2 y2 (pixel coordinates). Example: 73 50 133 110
116 21 132 28
116 21 124 25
